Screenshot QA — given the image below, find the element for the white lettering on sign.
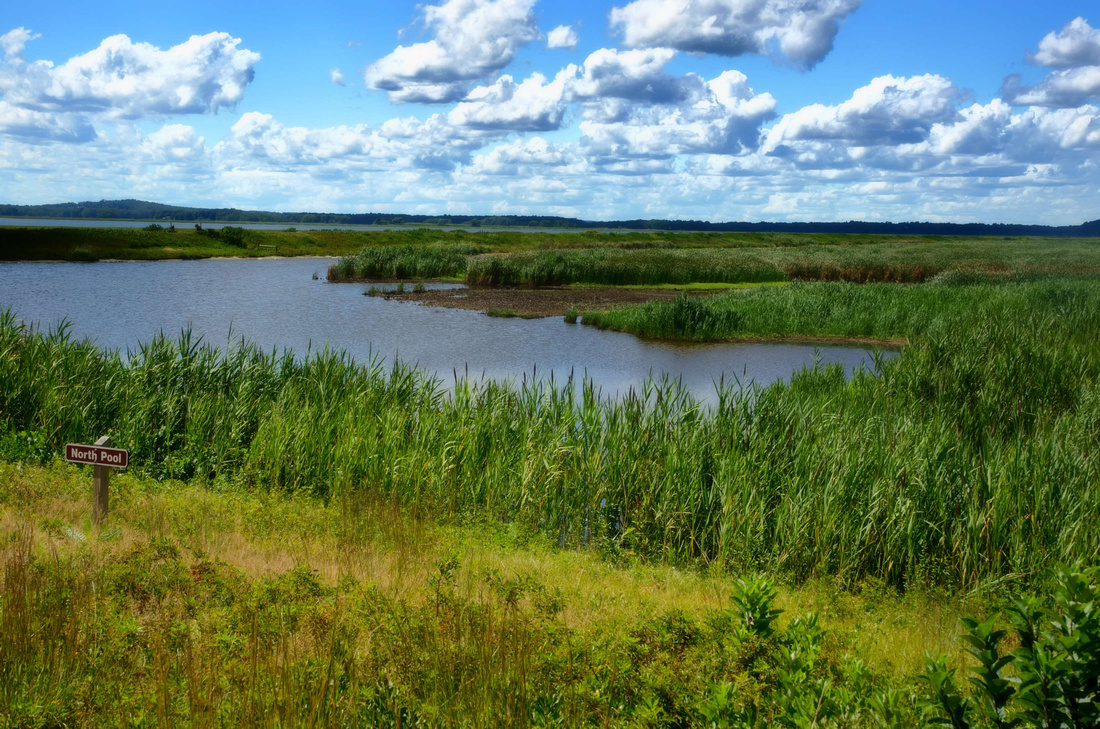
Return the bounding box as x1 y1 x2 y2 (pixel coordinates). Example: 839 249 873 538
65 443 129 468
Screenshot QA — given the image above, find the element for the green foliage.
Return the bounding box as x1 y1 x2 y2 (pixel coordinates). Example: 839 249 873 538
0 530 928 727
730 575 783 639
323 233 1100 288
218 225 247 248
959 616 1016 727
327 243 478 281
464 247 787 286
3 277 1100 589
919 564 1100 729
920 655 974 728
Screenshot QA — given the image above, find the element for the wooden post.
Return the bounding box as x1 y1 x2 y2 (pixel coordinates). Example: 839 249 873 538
93 435 111 524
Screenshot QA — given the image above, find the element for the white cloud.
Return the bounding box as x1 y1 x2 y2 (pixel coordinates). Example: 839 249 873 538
467 136 577 174
140 124 206 164
1028 17 1100 68
1003 19 1100 107
609 0 862 70
0 32 260 118
0 27 40 63
1003 66 1100 108
764 74 960 154
578 69 776 164
215 112 375 166
448 72 571 131
330 68 346 86
214 109 503 174
546 25 579 50
3 17 1100 228
0 100 95 143
366 0 539 103
569 48 692 105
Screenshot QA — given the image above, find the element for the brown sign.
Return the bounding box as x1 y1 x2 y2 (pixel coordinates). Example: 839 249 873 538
65 443 129 468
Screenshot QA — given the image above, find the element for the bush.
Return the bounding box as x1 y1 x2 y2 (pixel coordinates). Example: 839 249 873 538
920 564 1100 728
219 226 247 248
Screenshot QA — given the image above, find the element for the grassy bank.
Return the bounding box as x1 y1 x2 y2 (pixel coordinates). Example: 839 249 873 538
579 278 1088 342
6 225 1100 286
4 274 1100 590
0 225 916 263
0 225 374 261
328 234 1100 287
3 464 1098 727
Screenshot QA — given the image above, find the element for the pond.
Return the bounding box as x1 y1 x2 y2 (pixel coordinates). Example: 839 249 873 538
0 258 894 404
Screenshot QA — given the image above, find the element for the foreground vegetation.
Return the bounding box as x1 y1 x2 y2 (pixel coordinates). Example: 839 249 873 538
2 463 1097 727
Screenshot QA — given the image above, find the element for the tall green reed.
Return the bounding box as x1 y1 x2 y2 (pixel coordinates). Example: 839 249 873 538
2 278 1099 589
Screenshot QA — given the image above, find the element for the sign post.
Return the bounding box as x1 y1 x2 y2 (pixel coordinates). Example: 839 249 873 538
65 436 128 524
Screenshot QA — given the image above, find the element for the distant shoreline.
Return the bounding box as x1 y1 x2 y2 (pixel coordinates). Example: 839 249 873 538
2 198 1097 237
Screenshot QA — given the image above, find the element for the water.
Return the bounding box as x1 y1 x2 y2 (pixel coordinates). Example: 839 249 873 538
0 258 893 404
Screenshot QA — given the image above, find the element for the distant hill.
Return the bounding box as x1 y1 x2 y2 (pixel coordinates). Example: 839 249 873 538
1 198 1098 237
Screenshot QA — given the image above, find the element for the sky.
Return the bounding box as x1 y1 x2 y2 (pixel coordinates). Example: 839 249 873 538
1 1 1099 224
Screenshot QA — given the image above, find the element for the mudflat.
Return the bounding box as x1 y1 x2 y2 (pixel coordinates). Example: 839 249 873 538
376 285 699 317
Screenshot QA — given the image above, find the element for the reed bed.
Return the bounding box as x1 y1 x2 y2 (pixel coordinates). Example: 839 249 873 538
464 248 786 286
327 242 479 281
3 277 1100 590
2 279 1100 593
326 235 1100 286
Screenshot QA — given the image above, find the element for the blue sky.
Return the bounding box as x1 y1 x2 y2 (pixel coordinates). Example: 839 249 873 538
2 1 1098 223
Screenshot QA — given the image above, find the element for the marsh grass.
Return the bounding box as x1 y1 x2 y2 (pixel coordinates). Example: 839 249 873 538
1 461 990 727
3 277 1100 590
327 243 479 281
327 234 1100 288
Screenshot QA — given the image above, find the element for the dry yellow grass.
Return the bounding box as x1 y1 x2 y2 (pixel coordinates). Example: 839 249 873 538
0 460 972 678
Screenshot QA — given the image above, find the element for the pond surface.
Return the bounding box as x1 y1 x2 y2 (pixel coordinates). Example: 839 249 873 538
0 258 893 404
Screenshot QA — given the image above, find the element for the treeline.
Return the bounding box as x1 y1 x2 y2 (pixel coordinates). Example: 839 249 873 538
3 198 1100 237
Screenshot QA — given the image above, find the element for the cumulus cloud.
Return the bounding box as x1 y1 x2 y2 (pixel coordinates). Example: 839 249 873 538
140 124 206 164
609 0 862 69
764 74 960 155
468 136 577 174
569 48 693 106
0 27 40 63
448 72 571 131
215 109 502 174
579 68 777 163
546 25 579 50
0 31 260 118
330 68 346 86
215 112 375 166
365 0 539 103
1002 68 1100 108
1003 18 1100 107
0 100 95 143
1028 17 1100 68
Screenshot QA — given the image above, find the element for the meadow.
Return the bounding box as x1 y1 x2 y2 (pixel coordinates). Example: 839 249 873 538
2 463 1096 727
